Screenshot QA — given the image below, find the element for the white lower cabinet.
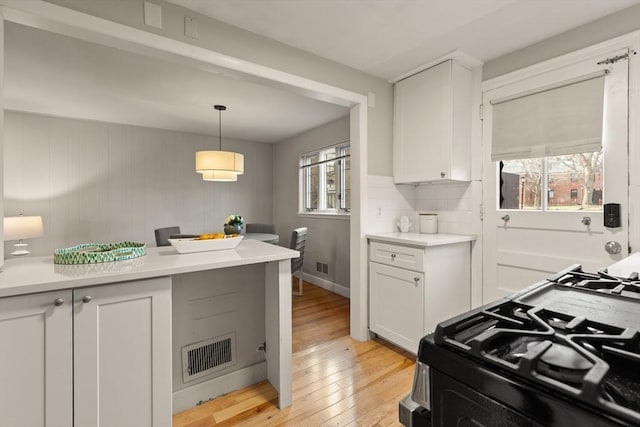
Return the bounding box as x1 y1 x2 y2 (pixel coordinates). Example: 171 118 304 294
74 277 172 427
0 290 73 427
369 262 424 352
0 277 171 427
369 240 471 353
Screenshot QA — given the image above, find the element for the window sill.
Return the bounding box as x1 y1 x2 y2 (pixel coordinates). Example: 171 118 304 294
297 212 350 220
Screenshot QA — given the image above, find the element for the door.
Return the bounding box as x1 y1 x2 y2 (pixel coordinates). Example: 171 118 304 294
0 290 72 427
74 277 172 427
482 50 629 303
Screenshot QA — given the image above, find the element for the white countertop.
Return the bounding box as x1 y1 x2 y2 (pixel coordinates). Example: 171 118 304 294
366 232 476 247
606 252 640 278
0 239 298 298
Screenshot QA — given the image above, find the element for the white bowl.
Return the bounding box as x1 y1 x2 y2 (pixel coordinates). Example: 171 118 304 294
168 235 244 253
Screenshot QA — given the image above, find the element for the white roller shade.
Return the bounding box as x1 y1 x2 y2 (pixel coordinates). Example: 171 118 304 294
491 72 605 161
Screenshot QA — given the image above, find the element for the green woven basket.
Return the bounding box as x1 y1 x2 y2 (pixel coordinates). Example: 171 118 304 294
54 242 146 265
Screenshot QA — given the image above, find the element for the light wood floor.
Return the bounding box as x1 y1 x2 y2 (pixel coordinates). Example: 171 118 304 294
173 281 416 427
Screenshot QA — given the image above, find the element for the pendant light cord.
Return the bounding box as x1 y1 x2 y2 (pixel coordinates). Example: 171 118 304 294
214 104 226 152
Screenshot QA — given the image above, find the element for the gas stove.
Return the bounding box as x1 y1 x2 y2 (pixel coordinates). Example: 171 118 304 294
400 264 640 427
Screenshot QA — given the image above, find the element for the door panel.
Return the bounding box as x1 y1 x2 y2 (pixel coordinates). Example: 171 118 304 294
74 277 171 427
0 290 72 427
482 51 629 304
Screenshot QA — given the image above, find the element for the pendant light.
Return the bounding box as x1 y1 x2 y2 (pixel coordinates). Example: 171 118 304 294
195 105 244 182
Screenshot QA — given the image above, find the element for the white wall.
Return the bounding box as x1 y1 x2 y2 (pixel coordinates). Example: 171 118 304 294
484 4 640 80
45 0 394 176
273 116 350 295
4 111 273 256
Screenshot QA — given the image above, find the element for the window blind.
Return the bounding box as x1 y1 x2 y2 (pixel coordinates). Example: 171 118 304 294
490 72 606 161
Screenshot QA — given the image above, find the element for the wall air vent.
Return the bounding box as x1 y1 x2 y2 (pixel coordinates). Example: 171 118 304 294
182 333 236 383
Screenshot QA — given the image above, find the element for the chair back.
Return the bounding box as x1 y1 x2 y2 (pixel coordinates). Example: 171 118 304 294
154 226 181 247
246 223 277 234
289 227 307 273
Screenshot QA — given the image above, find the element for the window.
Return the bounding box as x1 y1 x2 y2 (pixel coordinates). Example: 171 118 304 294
300 141 350 214
493 70 606 213
499 150 603 211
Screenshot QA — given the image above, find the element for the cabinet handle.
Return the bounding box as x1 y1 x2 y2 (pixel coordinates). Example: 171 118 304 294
81 295 92 303
54 298 64 306
414 277 420 283
440 172 446 178
390 253 397 260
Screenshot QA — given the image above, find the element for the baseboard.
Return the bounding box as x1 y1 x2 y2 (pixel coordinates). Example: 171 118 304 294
302 273 350 299
172 361 267 413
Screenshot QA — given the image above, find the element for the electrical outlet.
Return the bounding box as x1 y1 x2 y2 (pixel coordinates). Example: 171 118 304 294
376 206 383 218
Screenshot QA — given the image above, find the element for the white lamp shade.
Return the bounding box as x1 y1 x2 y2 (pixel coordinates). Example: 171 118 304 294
202 170 238 181
195 151 244 174
4 216 44 240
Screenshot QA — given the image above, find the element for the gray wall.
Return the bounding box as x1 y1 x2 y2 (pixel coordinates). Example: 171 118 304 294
4 111 273 256
46 0 394 177
172 266 265 393
274 116 351 290
484 3 640 80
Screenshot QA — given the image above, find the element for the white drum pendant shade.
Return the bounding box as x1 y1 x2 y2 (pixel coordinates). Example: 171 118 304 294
195 104 244 182
195 151 244 174
201 170 238 181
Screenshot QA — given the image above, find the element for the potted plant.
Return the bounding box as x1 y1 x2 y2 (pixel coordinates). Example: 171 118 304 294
223 215 244 235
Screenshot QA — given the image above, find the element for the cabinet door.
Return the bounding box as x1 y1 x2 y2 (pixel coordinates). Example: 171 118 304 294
74 277 172 427
369 262 424 353
394 60 453 183
0 290 72 427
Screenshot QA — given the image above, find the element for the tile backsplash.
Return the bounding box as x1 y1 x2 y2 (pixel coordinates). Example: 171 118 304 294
367 175 416 233
415 181 479 234
367 175 479 235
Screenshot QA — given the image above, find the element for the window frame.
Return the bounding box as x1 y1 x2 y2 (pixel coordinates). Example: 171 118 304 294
299 140 350 216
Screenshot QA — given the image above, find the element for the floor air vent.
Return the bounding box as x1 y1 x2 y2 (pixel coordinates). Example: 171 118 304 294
182 333 236 383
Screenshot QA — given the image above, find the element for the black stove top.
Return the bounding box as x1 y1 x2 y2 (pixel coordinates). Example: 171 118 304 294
430 264 640 426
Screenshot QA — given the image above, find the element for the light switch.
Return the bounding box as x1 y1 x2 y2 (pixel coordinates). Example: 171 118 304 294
144 1 162 29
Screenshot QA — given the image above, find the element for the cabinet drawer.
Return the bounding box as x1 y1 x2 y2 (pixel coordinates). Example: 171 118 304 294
369 241 424 272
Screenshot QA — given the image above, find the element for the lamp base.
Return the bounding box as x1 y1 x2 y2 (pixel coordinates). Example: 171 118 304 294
11 242 30 256
11 249 31 256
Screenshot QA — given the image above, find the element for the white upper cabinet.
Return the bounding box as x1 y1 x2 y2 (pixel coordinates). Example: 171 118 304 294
393 59 472 183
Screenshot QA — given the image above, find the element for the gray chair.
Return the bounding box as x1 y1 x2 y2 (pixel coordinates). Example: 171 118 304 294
154 226 181 247
246 223 276 234
289 227 307 296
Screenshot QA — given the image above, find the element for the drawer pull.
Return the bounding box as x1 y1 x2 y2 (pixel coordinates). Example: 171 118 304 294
414 277 420 283
82 295 92 303
390 253 397 260
54 298 64 306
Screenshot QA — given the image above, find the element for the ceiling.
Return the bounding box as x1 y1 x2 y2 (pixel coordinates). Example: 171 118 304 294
166 0 640 80
4 22 348 143
6 0 640 143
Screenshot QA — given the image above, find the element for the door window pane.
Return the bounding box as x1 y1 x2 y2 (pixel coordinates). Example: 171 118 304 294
546 152 603 211
500 159 543 210
499 151 603 212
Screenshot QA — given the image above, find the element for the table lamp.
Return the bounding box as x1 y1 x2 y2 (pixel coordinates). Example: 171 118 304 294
4 215 44 256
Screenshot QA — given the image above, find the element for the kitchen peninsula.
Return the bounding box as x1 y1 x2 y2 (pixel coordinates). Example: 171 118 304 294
0 239 298 427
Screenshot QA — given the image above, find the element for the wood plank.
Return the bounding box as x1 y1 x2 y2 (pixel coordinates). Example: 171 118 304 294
173 282 414 427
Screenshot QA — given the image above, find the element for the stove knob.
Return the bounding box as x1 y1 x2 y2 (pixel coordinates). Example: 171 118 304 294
605 241 622 255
